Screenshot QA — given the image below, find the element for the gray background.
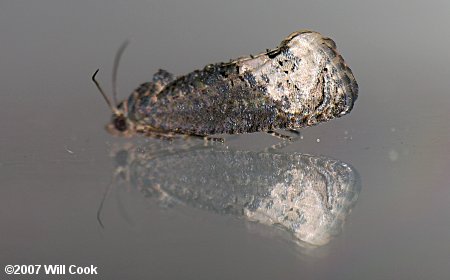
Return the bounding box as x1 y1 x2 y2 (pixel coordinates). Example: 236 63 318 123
1 0 449 279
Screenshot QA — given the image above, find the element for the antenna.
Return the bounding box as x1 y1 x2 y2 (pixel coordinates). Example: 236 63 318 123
97 180 114 229
112 40 130 106
92 69 115 112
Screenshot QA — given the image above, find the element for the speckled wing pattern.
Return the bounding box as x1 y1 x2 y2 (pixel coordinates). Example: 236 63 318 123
124 31 358 135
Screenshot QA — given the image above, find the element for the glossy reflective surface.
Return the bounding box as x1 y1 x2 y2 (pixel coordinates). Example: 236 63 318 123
1 1 450 279
104 142 360 248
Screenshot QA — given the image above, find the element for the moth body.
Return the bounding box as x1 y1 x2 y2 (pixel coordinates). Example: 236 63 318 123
99 30 358 138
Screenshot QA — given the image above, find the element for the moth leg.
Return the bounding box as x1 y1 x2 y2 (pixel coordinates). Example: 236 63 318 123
138 125 224 143
142 130 178 141
189 134 225 143
205 136 225 143
200 136 225 143
267 130 293 141
134 124 178 141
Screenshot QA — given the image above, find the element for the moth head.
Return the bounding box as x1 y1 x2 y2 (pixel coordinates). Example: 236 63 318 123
107 103 138 137
107 118 136 137
91 40 138 137
91 68 136 136
112 114 128 132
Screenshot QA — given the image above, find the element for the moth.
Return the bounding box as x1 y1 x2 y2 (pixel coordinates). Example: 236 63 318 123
93 30 358 141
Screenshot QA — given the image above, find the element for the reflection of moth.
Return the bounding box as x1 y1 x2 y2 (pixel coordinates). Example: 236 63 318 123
94 30 358 140
109 143 360 247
